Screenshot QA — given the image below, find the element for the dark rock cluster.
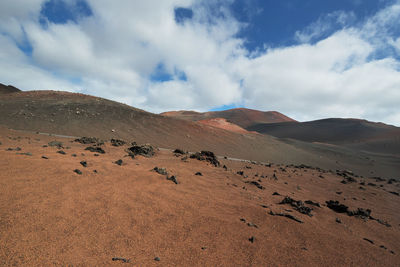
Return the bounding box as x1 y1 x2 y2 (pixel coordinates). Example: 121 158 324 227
126 144 155 158
190 151 220 167
280 196 313 216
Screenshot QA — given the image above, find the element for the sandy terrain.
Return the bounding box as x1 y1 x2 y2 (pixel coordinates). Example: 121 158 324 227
198 118 252 134
1 127 399 266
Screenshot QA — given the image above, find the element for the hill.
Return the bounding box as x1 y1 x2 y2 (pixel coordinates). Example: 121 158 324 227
0 90 399 179
0 82 21 94
247 119 400 155
161 108 295 128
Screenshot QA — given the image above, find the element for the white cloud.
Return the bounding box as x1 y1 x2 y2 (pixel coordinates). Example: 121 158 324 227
0 0 399 126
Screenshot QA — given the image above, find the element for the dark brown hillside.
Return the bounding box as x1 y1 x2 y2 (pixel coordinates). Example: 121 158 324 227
248 119 400 155
0 82 21 94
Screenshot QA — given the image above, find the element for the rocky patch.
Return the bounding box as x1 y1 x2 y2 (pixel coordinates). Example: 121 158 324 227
110 138 126 147
126 144 155 158
280 196 313 216
85 146 105 154
190 151 220 167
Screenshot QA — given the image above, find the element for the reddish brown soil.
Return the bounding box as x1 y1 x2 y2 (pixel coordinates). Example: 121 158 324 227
161 108 296 128
1 127 399 266
198 118 253 134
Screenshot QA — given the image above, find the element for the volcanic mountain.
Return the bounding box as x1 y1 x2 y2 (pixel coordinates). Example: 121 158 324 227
0 82 21 94
161 108 295 128
248 119 400 155
0 89 399 179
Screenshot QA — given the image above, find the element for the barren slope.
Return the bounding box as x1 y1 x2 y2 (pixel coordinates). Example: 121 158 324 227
248 119 400 155
161 108 295 128
0 83 21 95
0 90 399 179
0 127 399 266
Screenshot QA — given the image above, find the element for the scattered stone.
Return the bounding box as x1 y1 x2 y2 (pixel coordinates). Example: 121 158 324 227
223 165 228 170
154 167 168 175
80 161 87 167
111 257 130 263
126 144 155 158
341 177 358 184
326 200 349 213
388 179 396 184
6 147 21 151
305 200 321 207
94 154 99 156
363 238 374 244
367 183 377 187
248 236 255 243
173 148 185 155
190 151 220 167
75 137 102 145
73 169 82 175
347 208 371 219
247 222 258 228
388 191 399 196
57 150 66 155
93 170 98 173
245 181 264 190
181 156 188 161
370 217 391 227
272 192 280 196
240 218 246 222
336 218 342 223
48 141 63 148
71 154 77 157
85 146 105 154
201 247 207 250
16 152 32 156
380 245 387 250
269 211 303 223
195 172 203 176
110 138 126 147
41 156 49 159
167 175 179 184
154 257 160 261
280 196 313 216
336 191 342 195
114 159 123 166
237 171 244 176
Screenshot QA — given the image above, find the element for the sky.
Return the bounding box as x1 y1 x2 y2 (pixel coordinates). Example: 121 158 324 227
0 0 400 125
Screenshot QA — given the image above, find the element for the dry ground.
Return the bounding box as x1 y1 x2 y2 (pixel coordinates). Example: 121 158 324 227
0 127 399 266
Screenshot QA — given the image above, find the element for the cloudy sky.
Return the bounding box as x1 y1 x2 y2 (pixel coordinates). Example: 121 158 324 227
1 0 400 125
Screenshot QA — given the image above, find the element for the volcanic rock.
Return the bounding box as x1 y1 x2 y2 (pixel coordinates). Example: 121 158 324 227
190 151 220 167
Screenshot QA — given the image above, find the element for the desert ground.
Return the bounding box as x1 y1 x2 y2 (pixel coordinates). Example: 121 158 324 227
0 126 399 266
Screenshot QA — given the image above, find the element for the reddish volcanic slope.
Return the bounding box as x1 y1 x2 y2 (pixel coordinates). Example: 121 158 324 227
161 108 296 128
198 118 252 134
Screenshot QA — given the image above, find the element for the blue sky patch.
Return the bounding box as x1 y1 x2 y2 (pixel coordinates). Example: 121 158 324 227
40 0 92 25
230 0 387 51
174 7 193 24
